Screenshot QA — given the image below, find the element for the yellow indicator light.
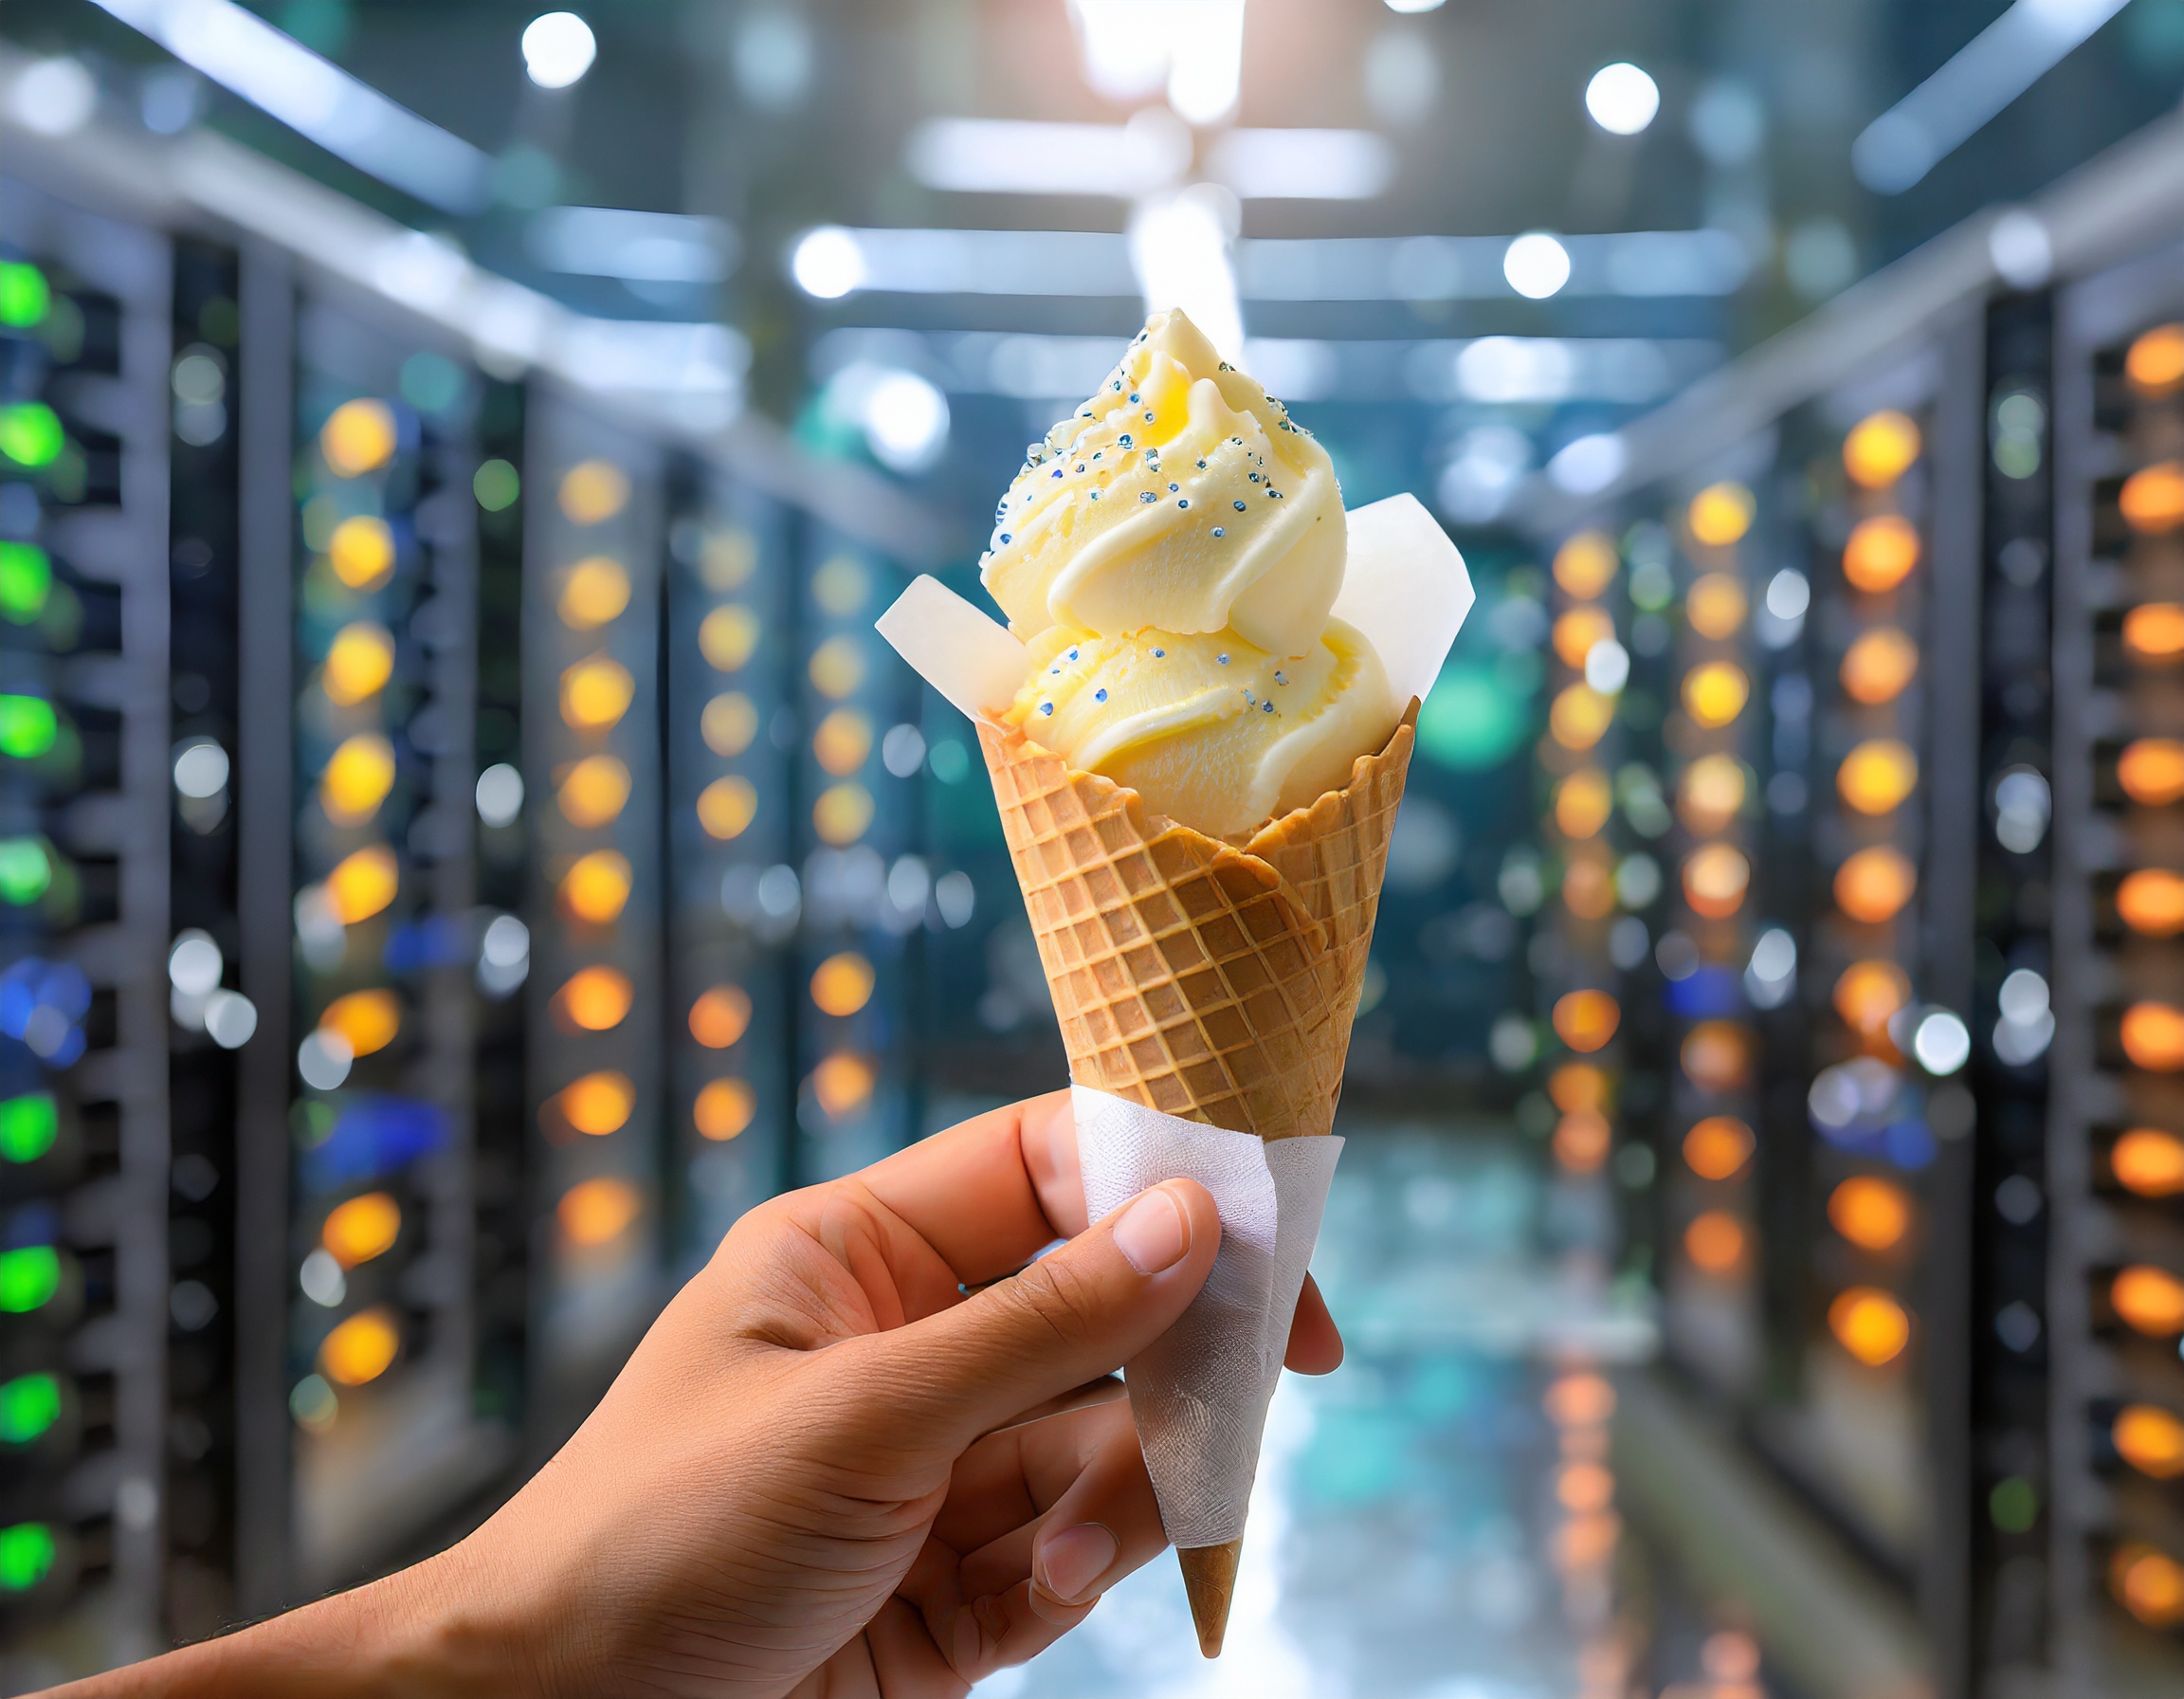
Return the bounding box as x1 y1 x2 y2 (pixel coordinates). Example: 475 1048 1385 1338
560 653 635 733
2122 1001 2184 1071
1683 1116 1753 1180
319 400 396 478
2115 1405 2184 1479
702 692 757 757
1681 661 1748 728
1686 482 1754 547
328 517 395 592
556 1071 635 1136
2124 602 2184 665
2119 739 2184 806
1551 991 1618 1053
1682 843 1749 919
2128 325 2184 395
1551 532 1618 599
2114 1264 2184 1335
321 733 396 825
1841 627 1920 704
1684 1210 1745 1275
809 634 866 700
813 707 874 777
810 952 876 1017
321 1192 400 1268
1843 515 1920 593
2114 1127 2184 1197
558 557 629 629
1554 770 1612 839
1547 1063 1608 1113
323 622 395 705
1829 1287 1911 1365
325 845 398 924
1551 607 1614 668
1552 1109 1610 1173
558 1177 641 1248
1829 1177 1911 1251
689 985 752 1050
559 850 633 924
556 755 630 827
1832 959 1910 1036
1837 739 1919 815
558 460 628 525
698 776 758 841
2119 869 2184 936
1685 573 1747 639
556 967 632 1032
1548 684 1613 751
700 606 759 672
694 1079 755 1142
2113 1545 2184 1629
1835 846 1917 924
318 989 400 1058
1680 1020 1751 1092
812 782 874 846
319 1306 399 1386
2121 462 2184 534
810 1053 878 1121
1843 411 1922 488
1676 754 1745 834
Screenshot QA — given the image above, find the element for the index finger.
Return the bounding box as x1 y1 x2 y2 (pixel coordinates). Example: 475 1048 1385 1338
856 1089 1085 1286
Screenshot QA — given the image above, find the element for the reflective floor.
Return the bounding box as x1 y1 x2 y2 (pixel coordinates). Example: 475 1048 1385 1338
974 1124 1777 1699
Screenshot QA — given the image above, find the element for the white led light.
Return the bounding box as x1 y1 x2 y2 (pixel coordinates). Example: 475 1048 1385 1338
481 914 530 968
298 1030 354 1092
475 762 524 828
173 740 230 799
1585 63 1660 136
521 11 596 88
1913 1010 1972 1075
861 370 951 474
9 57 98 137
1764 569 1811 621
1583 638 1630 694
1502 232 1571 301
791 227 866 300
204 989 258 1050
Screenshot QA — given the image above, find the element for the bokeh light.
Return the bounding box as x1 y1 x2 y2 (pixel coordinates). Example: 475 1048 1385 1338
2127 324 2184 394
320 733 396 825
698 776 759 840
1552 1109 1610 1172
328 516 395 592
1828 1287 1911 1365
556 1071 635 1136
810 1052 878 1120
319 1307 399 1386
1837 739 1919 814
1548 684 1614 751
560 654 636 732
1685 574 1748 639
810 952 876 1016
1682 661 1749 728
1552 532 1618 599
1552 990 1620 1052
325 845 398 924
2114 1545 2184 1629
1676 754 1745 834
1683 1116 1754 1180
1843 410 1922 487
2124 602 2184 665
1547 1063 1609 1112
558 1177 641 1248
1680 1021 1751 1092
322 622 395 704
318 989 400 1057
319 399 396 477
1561 849 1615 919
558 460 629 525
2113 1127 2184 1197
1840 627 1920 704
702 692 758 757
556 755 631 827
1684 1210 1745 1274
2116 1405 2184 1478
1551 607 1615 668
1686 482 1754 547
812 707 874 777
1835 846 1918 923
1833 959 1911 1035
689 984 752 1049
556 967 633 1032
321 1192 400 1268
813 782 875 845
2119 738 2184 805
695 1079 756 1142
701 606 760 672
2122 1001 2184 1070
1842 515 1920 592
2113 1264 2184 1335
1543 1373 1615 1427
558 557 629 630
1682 843 1749 918
558 850 633 923
1829 1176 1912 1251
2121 461 2184 533
2118 868 2184 936
1554 770 1612 839
808 634 866 699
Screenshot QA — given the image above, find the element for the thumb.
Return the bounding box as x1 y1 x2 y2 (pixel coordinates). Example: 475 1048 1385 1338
858 1178 1220 1450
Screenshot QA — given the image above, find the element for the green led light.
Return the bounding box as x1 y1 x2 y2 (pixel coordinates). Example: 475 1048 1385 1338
0 1523 54 1591
472 458 519 513
0 1248 58 1313
0 1374 59 1444
0 404 64 470
1417 662 1529 771
0 265 48 332
0 840 51 907
0 698 56 759
0 1093 57 1163
0 543 51 625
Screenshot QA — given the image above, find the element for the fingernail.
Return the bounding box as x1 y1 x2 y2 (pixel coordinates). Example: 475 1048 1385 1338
1038 1523 1119 1604
1112 1186 1189 1274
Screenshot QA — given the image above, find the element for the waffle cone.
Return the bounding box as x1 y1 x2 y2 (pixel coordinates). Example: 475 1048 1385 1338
975 703 1415 1142
1177 1541 1243 1658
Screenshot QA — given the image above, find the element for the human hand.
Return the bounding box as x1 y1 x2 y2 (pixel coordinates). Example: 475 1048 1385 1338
64 1090 1340 1699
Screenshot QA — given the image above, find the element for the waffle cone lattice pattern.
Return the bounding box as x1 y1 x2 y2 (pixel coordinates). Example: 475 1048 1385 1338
978 709 1415 1141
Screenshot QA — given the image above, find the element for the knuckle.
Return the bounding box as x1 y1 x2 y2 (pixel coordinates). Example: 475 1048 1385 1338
1009 1253 1108 1347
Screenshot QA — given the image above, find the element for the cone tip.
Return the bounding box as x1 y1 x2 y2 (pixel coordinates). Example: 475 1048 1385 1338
1177 1540 1244 1658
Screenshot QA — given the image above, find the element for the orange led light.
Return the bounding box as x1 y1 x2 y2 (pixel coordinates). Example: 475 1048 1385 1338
2130 325 2184 394
695 1079 756 1142
1828 1287 1911 1366
556 755 630 828
1843 411 1922 488
1553 1109 1611 1173
1548 1062 1609 1114
1683 1116 1754 1180
1553 532 1618 599
2122 1001 2184 1070
555 1071 635 1136
1680 1021 1751 1093
813 707 874 777
1686 574 1748 640
1838 740 1919 815
700 606 759 673
558 557 629 630
321 734 396 826
1840 627 1920 704
1833 959 1911 1035
1843 515 1920 593
1543 1373 1615 1428
1552 990 1620 1053
2118 869 2184 936
1682 843 1749 919
1548 684 1614 752
321 1192 400 1268
1834 846 1917 924
1681 662 1748 729
2124 603 2184 666
689 985 752 1050
1554 770 1612 839
560 654 635 733
558 850 632 924
1686 482 1754 548
2117 1405 2184 1479
319 1306 399 1386
698 776 758 841
558 1177 641 1248
1676 754 1746 834
556 967 633 1032
1561 849 1616 920
2119 739 2184 806
319 399 396 478
702 692 757 757
1552 607 1615 668
558 460 628 525
810 952 876 1017
325 845 398 925
809 635 866 700
322 622 395 705
2121 462 2184 534
328 516 395 592
1556 1461 1614 1513
318 989 400 1058
1829 1176 1911 1251
2113 1264 2184 1335
810 1053 878 1120
813 782 874 846
2113 1127 2184 1197
2114 1545 2184 1629
1684 1210 1745 1275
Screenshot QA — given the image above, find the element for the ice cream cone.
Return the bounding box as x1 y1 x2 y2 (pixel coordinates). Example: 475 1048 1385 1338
1177 1540 1244 1658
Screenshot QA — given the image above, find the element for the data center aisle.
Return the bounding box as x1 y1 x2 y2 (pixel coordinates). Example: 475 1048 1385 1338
975 1123 1774 1699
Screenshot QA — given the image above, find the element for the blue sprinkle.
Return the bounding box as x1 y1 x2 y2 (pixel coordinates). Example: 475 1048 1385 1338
1178 499 1189 508
1218 653 1229 665
1119 433 1134 447
1233 500 1247 511
1274 670 1287 685
1262 700 1274 712
1040 702 1054 715
1067 649 1079 660
1140 492 1156 503
1212 526 1225 537
1113 381 1122 391
1129 393 1139 402
1169 483 1179 492
999 534 1011 543
1197 460 1207 468
1246 692 1255 704
1153 648 1166 657
1051 468 1063 479
1269 490 1282 498
1250 473 1260 483
1145 411 1156 421
1095 688 1108 703
1049 667 1059 675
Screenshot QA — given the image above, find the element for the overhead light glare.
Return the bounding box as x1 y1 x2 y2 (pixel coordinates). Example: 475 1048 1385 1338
1503 232 1572 300
521 11 597 89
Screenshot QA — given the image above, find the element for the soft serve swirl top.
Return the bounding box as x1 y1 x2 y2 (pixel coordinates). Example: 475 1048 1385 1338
980 310 1395 840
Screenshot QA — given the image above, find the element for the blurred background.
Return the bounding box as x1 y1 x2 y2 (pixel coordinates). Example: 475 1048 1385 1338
5 0 2184 1693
